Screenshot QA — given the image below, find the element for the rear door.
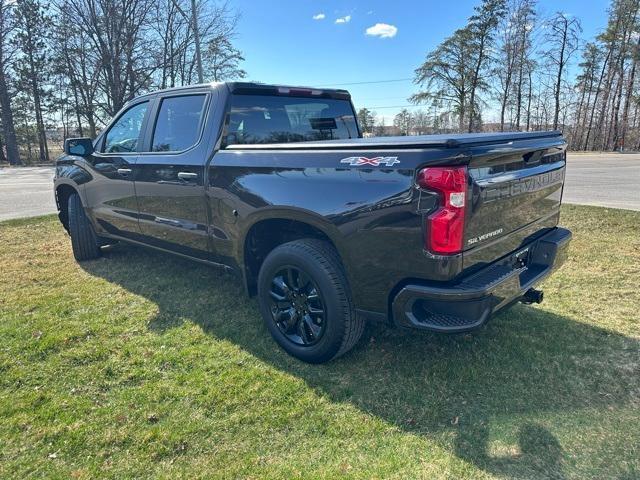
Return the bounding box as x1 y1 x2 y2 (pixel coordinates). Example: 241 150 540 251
134 91 213 260
85 100 150 240
463 135 567 269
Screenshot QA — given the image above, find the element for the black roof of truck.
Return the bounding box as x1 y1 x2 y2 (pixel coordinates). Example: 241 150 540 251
135 81 352 101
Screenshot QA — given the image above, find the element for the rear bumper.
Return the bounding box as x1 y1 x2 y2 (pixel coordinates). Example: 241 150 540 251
391 227 572 332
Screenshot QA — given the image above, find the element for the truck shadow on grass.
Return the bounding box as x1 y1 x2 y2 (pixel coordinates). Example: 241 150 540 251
82 245 639 479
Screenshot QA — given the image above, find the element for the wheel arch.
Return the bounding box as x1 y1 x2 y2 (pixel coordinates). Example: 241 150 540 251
55 182 82 232
239 209 347 297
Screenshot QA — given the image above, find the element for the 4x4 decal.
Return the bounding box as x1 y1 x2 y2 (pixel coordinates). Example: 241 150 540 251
340 156 400 167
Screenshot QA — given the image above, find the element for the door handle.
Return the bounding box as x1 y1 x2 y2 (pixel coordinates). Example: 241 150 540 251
155 217 181 227
117 168 132 176
177 171 198 181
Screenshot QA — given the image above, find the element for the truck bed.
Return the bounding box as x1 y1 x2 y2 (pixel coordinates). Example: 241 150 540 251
221 128 568 286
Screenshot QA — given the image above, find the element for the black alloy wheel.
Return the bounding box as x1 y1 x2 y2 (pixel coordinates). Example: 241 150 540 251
257 239 365 363
267 266 327 346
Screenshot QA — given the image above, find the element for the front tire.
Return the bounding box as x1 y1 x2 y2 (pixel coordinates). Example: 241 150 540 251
68 193 101 261
257 239 364 363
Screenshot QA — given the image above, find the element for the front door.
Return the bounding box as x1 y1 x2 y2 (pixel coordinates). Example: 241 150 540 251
84 100 150 240
134 92 212 260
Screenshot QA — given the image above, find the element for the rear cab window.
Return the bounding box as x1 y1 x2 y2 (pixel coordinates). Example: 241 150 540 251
223 94 358 147
151 94 207 152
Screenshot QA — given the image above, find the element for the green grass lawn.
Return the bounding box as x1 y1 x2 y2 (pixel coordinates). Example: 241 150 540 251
1 205 639 479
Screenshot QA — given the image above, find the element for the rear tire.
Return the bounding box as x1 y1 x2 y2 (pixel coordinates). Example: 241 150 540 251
257 239 364 363
68 193 101 261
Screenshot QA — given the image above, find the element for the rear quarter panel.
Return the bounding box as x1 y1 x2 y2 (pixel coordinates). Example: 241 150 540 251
208 148 467 314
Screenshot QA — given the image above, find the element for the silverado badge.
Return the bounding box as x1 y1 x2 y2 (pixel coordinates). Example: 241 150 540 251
340 156 400 167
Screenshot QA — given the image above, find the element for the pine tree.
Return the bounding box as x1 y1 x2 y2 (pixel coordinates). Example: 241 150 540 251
357 108 376 134
394 109 413 135
14 0 52 162
411 28 474 131
466 0 507 132
0 0 20 164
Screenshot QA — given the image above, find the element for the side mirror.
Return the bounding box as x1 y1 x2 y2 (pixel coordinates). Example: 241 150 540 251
64 137 94 156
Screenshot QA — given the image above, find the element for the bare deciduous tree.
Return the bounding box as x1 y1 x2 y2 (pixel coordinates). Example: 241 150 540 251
62 0 159 117
412 110 430 135
495 0 536 131
544 12 582 130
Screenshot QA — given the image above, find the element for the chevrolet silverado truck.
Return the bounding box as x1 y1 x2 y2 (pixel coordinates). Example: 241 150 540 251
54 82 572 363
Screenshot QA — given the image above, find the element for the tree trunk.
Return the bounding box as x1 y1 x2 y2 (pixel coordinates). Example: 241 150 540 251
572 77 587 149
458 91 466 132
608 21 635 150
584 49 611 150
609 67 626 150
515 23 528 131
526 67 532 131
594 18 626 149
618 35 640 150
24 118 33 162
467 36 486 133
0 135 6 163
87 112 97 139
577 65 596 149
26 27 49 162
71 82 84 137
553 21 568 130
190 0 204 83
499 41 515 132
499 80 509 131
515 58 524 130
0 70 20 165
31 70 49 162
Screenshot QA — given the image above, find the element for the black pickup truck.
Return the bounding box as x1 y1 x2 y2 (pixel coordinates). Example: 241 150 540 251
54 82 571 363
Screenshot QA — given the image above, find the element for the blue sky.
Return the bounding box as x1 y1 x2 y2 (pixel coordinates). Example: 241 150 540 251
232 0 610 122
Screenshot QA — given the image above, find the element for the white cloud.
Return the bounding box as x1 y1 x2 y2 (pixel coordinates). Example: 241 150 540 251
365 23 398 38
335 15 351 24
313 13 325 20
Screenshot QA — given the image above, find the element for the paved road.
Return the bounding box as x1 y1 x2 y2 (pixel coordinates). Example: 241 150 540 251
0 167 56 221
0 153 638 221
565 153 640 211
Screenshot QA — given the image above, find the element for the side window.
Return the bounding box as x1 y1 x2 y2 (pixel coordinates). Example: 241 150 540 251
103 102 149 153
151 95 206 152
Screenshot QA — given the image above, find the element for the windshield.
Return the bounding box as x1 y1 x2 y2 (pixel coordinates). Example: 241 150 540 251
223 94 358 146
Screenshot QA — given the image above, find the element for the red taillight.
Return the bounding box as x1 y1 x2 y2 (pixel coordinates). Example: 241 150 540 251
417 166 467 254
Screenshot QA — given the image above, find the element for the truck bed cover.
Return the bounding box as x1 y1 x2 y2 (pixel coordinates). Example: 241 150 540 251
225 130 563 150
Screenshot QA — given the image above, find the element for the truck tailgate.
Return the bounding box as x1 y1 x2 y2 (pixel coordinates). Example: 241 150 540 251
463 141 566 271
